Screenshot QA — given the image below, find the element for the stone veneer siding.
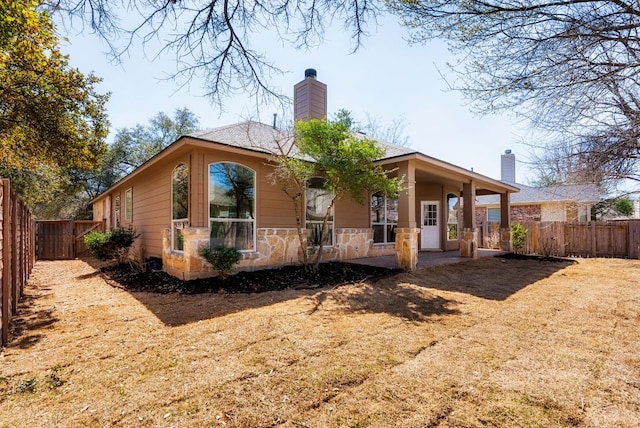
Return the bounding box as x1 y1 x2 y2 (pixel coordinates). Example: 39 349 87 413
511 205 542 222
162 226 396 280
475 204 543 224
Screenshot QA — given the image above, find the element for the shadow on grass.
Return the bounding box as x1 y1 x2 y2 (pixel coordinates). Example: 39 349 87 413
7 289 59 349
397 254 577 301
310 281 460 321
86 255 575 327
128 272 462 326
128 287 322 326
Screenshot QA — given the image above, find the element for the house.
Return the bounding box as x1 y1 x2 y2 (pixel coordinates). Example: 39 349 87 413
91 69 518 279
476 150 600 226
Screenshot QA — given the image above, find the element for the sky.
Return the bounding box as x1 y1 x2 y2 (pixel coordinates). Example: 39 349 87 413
56 11 534 183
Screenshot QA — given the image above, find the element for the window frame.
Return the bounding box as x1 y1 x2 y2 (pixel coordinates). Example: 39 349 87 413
124 188 133 221
171 163 189 252
114 194 121 227
488 207 501 223
371 191 398 244
208 162 256 252
447 193 459 241
305 177 334 247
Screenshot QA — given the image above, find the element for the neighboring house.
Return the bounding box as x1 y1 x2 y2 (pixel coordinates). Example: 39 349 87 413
476 150 600 225
91 69 518 279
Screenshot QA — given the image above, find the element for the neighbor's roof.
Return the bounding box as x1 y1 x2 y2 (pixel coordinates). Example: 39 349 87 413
477 181 600 205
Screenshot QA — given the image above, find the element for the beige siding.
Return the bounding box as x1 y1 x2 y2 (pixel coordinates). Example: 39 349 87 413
258 162 299 228
93 154 190 258
335 195 369 228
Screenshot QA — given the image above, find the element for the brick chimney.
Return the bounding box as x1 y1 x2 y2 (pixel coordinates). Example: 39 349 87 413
293 68 327 121
501 149 516 182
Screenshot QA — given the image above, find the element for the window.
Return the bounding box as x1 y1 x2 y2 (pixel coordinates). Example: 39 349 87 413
447 193 459 240
124 188 132 221
306 177 333 246
172 163 189 252
371 191 398 244
114 195 121 227
209 162 255 251
424 204 438 226
578 204 589 222
488 207 501 222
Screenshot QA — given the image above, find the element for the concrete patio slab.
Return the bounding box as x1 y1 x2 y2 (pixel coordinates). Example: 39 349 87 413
348 249 506 270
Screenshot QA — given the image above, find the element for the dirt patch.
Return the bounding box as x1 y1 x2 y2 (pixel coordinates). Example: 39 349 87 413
99 261 399 294
1 257 639 427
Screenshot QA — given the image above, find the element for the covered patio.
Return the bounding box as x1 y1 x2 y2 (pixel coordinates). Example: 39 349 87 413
383 154 519 270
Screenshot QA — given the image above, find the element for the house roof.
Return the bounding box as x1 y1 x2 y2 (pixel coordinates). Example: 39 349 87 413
92 120 516 203
188 121 417 160
476 180 600 205
190 122 515 195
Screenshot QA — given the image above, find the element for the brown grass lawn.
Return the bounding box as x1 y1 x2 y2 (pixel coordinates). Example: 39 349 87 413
1 256 639 427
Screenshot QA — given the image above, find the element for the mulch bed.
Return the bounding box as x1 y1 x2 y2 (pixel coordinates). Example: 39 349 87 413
99 261 400 294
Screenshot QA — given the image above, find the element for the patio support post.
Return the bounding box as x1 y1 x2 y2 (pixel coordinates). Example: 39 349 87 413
499 192 512 252
395 160 419 270
461 181 478 258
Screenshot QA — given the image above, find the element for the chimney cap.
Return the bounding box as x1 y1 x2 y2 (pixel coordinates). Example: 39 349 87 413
304 68 317 78
505 149 512 154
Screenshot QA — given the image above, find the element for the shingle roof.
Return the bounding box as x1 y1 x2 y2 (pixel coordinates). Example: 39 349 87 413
476 180 600 205
188 121 416 160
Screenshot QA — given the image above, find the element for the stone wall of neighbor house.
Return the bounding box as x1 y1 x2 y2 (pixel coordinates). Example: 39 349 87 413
162 226 382 279
511 205 542 222
475 207 487 226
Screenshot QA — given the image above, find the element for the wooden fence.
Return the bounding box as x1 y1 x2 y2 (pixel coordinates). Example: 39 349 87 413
480 220 640 259
1 179 35 346
36 220 104 260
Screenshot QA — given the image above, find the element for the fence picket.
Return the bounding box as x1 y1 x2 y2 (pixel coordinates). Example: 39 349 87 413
479 219 640 259
1 179 35 346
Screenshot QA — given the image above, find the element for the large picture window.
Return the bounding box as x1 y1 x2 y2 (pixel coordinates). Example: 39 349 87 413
306 177 333 246
209 162 255 251
172 163 189 252
371 191 397 244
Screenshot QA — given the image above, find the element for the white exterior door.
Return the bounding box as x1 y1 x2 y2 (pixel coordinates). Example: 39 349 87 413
421 201 440 249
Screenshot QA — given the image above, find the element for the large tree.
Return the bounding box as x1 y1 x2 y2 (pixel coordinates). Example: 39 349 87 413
388 1 640 189
49 0 382 107
50 1 640 191
83 108 201 201
1 0 108 172
107 108 201 177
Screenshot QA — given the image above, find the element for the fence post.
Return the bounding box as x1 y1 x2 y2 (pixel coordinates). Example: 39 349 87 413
10 186 18 315
2 179 11 345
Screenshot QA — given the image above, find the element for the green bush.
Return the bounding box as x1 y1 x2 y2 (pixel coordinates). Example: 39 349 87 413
511 223 528 253
84 226 139 262
199 244 241 278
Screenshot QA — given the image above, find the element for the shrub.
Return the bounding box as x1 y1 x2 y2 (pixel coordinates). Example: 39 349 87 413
511 223 528 253
199 244 241 278
84 230 112 261
84 226 140 263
